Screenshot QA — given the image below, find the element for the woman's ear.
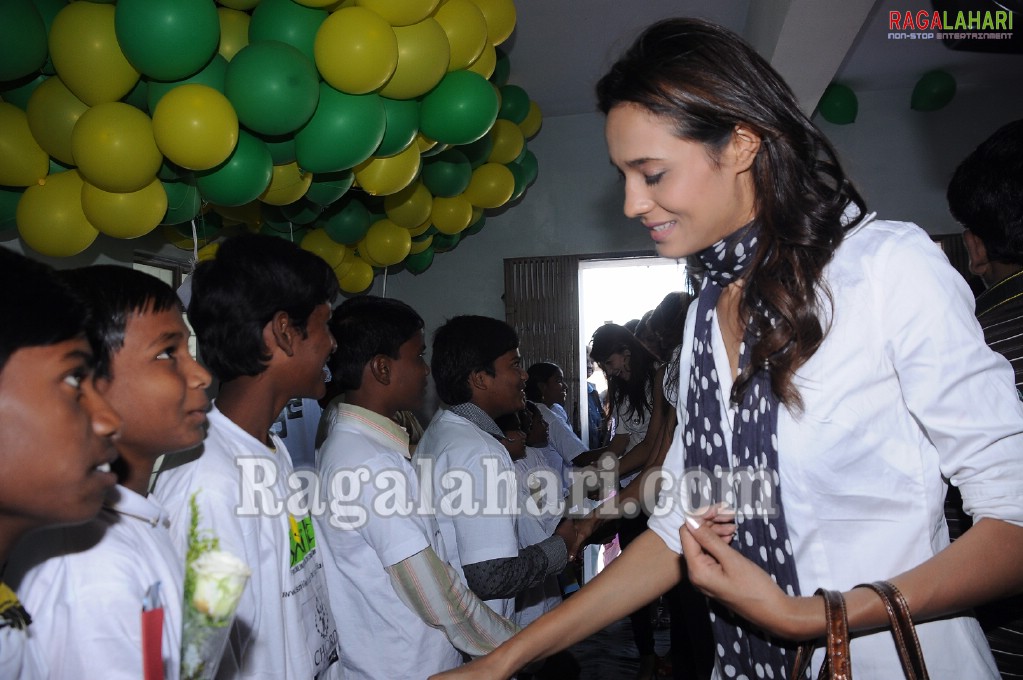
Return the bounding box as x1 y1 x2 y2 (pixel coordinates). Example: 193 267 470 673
730 125 762 173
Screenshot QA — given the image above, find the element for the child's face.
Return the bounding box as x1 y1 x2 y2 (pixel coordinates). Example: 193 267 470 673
292 303 336 400
391 329 430 413
0 338 120 528
541 370 567 407
97 308 211 461
525 408 550 448
502 430 526 461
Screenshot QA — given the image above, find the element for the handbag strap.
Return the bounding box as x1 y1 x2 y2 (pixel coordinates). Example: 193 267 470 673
790 588 852 680
855 581 930 680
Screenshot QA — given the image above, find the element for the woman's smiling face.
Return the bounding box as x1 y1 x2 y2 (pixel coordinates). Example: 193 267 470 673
605 102 759 260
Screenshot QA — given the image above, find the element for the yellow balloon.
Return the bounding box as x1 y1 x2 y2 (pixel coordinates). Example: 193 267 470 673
81 177 167 239
315 8 397 95
332 245 356 281
162 222 219 250
466 40 496 79
301 228 347 268
467 0 516 45
26 77 88 166
357 0 438 26
488 119 524 164
354 144 422 196
416 132 439 154
0 103 48 187
357 243 387 268
71 102 162 193
519 100 542 139
213 201 263 229
16 170 99 257
152 84 239 171
434 0 487 71
261 162 313 206
218 0 260 9
339 257 374 294
384 180 432 228
294 0 342 7
408 218 432 236
431 195 473 234
409 234 433 253
463 162 513 208
218 8 250 62
363 218 411 266
48 3 139 105
378 19 450 100
197 241 221 261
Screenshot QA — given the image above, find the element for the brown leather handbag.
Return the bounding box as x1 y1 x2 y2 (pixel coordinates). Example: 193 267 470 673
789 581 930 680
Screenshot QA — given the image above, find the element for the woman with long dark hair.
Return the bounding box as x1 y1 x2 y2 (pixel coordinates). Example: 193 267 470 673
432 17 1023 680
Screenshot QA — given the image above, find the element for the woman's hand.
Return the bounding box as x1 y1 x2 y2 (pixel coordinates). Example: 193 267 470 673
680 510 821 640
429 656 504 680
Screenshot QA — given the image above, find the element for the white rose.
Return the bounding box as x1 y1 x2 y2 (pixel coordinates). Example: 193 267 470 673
190 550 251 622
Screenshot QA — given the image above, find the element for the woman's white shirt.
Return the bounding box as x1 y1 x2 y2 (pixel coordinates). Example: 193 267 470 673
649 216 1022 678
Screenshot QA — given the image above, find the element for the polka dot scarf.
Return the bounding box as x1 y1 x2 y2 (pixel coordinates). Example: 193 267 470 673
683 223 803 680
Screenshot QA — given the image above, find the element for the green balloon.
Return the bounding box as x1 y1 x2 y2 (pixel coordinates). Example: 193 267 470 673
518 149 538 185
121 79 149 112
295 84 385 172
196 130 273 207
305 170 354 207
0 71 47 110
458 133 494 169
420 70 499 146
491 48 510 88
911 70 956 112
249 0 326 63
422 150 471 197
258 132 298 166
261 221 308 242
405 247 434 274
818 83 857 125
0 0 47 82
497 84 529 124
170 211 221 240
432 232 460 252
115 0 219 81
226 41 320 136
31 0 65 75
147 54 227 112
323 197 371 244
161 179 202 225
376 97 420 157
159 158 190 182
464 214 486 236
507 162 527 202
280 198 323 225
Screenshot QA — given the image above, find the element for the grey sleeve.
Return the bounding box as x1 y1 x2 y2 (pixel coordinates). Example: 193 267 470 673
462 535 568 600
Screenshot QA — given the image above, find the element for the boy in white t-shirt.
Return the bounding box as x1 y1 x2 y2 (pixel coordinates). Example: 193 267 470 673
318 296 518 679
0 249 121 679
8 266 212 680
416 316 578 620
151 234 342 679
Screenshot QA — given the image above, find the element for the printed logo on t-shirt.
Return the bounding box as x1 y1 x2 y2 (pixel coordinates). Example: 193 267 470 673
289 514 317 568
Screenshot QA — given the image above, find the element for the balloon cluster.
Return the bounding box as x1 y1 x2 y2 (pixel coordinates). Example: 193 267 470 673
0 0 541 293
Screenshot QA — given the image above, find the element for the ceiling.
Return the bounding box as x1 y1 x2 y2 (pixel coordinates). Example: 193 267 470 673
500 0 1023 120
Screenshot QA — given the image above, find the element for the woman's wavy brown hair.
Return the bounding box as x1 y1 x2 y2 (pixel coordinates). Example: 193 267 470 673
596 18 865 410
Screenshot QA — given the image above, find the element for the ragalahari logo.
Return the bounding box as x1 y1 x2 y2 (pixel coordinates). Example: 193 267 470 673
888 8 1014 40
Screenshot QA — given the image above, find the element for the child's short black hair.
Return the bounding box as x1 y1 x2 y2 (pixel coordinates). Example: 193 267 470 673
431 315 518 406
59 266 181 380
525 362 561 402
188 234 339 382
0 248 88 373
328 295 424 392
